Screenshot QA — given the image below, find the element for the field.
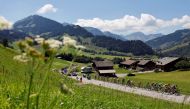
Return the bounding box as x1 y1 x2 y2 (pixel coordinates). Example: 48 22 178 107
128 71 190 95
0 45 190 109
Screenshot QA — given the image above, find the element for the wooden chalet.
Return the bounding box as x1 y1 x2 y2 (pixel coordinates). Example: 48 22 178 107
92 60 116 77
137 60 156 71
156 57 181 72
119 60 139 69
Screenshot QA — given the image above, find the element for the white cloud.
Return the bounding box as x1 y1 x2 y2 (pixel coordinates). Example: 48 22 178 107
36 4 57 14
183 23 190 28
75 14 190 35
0 16 12 30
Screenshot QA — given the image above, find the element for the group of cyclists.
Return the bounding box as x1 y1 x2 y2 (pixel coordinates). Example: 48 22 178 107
139 81 180 95
123 80 180 95
94 76 180 95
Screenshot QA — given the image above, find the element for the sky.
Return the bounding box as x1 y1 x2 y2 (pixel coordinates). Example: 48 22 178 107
0 0 190 35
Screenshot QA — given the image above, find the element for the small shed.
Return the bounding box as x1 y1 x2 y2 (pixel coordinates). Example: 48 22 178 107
92 60 116 77
156 57 181 72
137 60 156 71
119 60 139 69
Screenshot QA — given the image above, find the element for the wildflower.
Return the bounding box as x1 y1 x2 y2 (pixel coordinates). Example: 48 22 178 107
42 40 50 50
13 53 29 63
45 39 62 48
34 35 44 44
27 47 42 59
60 83 74 95
17 41 27 53
63 36 85 49
25 37 34 46
44 48 56 58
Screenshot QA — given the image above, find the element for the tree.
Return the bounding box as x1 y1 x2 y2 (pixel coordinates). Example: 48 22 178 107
73 55 92 63
112 57 125 64
2 39 9 47
175 60 190 70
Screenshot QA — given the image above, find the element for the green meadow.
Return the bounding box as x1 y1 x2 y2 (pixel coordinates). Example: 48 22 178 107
0 45 190 109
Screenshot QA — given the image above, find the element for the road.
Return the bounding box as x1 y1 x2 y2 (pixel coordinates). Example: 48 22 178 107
71 76 190 104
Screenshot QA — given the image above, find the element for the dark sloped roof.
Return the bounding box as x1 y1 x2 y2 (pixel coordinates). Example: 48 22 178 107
156 57 180 66
120 60 138 65
93 60 114 67
138 60 153 66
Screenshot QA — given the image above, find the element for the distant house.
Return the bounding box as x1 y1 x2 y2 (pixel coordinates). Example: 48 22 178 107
137 60 156 71
92 60 116 77
119 60 139 69
156 57 181 72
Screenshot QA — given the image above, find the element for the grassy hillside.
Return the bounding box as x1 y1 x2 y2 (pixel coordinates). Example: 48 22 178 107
60 45 129 60
146 29 190 57
0 45 190 109
128 71 190 95
146 29 190 49
162 43 190 57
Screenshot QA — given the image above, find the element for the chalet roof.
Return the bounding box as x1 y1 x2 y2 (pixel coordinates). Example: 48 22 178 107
93 60 114 67
138 60 152 66
156 57 180 66
120 60 138 65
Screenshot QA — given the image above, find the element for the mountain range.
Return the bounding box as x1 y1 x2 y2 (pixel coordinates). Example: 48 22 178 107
146 29 190 57
84 27 162 42
84 27 126 41
12 15 162 42
0 15 154 56
13 15 93 38
126 32 162 42
1 15 190 56
0 29 28 41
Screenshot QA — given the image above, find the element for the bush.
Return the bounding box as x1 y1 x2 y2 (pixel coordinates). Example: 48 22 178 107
93 57 104 61
175 60 190 70
154 68 162 73
127 73 136 76
74 55 92 63
112 57 125 64
56 53 73 61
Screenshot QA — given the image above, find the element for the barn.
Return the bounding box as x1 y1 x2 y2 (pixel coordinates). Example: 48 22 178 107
137 60 156 71
119 60 139 69
92 60 116 77
156 57 181 72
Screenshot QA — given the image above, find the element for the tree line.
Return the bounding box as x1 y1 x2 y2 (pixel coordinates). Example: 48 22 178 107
91 36 154 56
56 53 125 64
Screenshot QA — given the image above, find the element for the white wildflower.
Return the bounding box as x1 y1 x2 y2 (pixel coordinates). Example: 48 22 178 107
63 36 85 49
13 53 29 63
34 36 45 44
45 39 63 48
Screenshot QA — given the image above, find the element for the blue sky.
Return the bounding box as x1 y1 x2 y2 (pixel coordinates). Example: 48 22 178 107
1 0 190 35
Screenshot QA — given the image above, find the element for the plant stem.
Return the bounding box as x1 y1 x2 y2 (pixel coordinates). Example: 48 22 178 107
26 73 34 109
35 58 54 108
26 58 35 109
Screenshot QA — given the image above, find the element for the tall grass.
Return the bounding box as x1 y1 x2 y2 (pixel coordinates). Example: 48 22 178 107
0 43 190 109
15 38 60 109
